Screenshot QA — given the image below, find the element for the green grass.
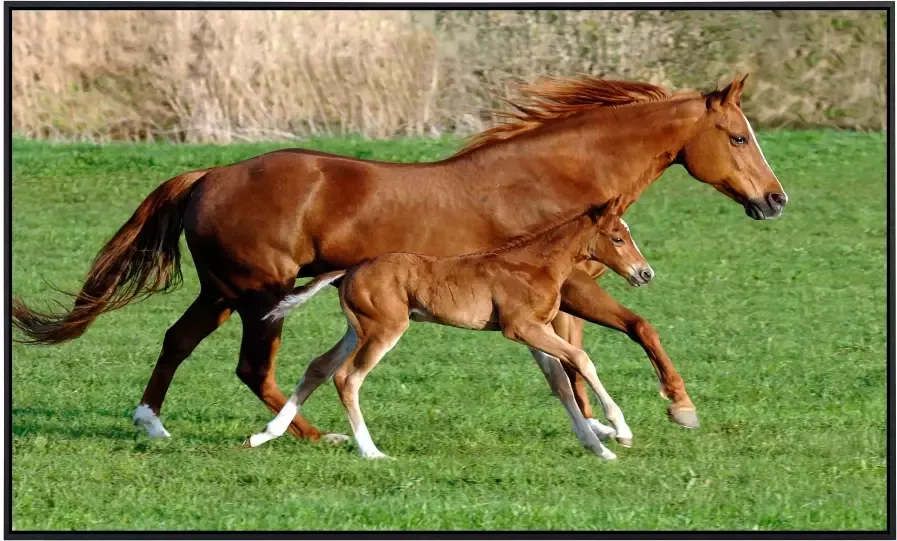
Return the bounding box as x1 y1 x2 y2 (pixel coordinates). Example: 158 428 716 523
11 132 888 531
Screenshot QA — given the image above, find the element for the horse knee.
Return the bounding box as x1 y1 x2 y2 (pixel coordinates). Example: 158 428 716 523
235 360 268 388
332 369 349 393
627 317 657 342
161 327 199 360
235 364 254 386
569 350 592 371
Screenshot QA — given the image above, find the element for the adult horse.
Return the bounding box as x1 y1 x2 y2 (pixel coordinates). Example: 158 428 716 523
13 75 787 443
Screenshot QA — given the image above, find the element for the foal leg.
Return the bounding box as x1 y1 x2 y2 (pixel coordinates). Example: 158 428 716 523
548 314 593 419
559 261 609 427
560 269 698 428
235 302 324 442
333 320 408 459
245 325 360 448
545 315 619 440
529 348 617 442
133 292 232 438
510 323 633 448
531 349 617 459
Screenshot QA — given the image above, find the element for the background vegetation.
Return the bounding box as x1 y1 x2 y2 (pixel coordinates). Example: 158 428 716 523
12 10 887 142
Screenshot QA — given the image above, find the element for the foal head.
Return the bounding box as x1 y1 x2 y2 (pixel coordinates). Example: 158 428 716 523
677 74 788 220
587 197 653 287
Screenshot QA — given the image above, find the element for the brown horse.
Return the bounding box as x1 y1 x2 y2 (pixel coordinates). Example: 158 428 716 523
12 75 786 443
246 197 648 460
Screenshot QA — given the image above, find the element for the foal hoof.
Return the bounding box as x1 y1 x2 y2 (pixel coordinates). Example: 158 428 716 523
240 438 253 449
615 436 633 448
322 433 351 445
587 419 617 442
668 406 700 429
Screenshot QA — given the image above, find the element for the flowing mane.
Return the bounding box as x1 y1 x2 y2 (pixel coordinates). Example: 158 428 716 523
454 76 674 156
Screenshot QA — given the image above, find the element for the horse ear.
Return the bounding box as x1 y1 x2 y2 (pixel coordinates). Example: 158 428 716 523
706 74 748 109
723 75 747 106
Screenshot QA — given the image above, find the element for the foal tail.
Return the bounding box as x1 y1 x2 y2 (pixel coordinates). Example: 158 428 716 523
12 170 208 345
264 270 347 322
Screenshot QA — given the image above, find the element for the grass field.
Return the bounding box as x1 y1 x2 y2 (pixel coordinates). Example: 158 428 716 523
10 132 888 531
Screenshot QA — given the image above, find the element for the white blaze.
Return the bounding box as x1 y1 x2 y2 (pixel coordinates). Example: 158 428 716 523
620 219 642 255
742 112 774 174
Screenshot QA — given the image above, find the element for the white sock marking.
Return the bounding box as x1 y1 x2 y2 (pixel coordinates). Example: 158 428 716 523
133 404 171 438
587 418 618 441
353 421 386 458
248 401 298 447
267 401 298 436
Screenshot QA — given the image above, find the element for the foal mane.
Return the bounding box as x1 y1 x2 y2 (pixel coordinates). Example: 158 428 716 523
454 75 673 156
468 205 604 258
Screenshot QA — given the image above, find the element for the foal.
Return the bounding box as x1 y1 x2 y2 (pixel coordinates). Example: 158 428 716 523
246 197 653 460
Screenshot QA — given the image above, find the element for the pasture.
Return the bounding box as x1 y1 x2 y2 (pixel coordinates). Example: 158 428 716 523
10 132 887 530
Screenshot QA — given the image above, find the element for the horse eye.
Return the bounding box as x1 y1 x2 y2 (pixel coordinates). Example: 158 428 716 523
612 237 624 245
731 135 747 146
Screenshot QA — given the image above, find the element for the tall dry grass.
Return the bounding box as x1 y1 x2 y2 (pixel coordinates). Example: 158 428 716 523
11 10 887 142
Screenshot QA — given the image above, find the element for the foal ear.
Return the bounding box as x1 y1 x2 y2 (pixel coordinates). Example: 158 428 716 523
589 196 625 222
613 194 635 215
587 201 611 222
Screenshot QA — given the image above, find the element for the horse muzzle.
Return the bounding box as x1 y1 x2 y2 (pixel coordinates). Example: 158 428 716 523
745 191 788 220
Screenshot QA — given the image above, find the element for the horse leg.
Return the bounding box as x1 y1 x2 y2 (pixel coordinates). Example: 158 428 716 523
244 324 360 448
133 292 232 438
235 302 324 442
560 269 698 428
531 349 618 457
332 318 408 460
510 322 632 451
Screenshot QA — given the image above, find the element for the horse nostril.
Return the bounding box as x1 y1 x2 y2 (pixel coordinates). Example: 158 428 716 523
640 269 654 282
767 192 787 210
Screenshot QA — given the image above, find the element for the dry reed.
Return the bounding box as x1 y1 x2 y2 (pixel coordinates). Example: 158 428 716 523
11 9 887 142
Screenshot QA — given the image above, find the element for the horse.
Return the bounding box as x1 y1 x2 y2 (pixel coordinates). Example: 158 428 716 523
12 74 787 444
245 196 649 460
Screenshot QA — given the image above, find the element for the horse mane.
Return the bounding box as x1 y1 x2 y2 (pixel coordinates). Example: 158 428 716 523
454 75 674 156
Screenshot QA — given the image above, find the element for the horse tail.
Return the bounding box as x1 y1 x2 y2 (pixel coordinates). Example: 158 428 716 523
264 270 348 322
12 170 209 345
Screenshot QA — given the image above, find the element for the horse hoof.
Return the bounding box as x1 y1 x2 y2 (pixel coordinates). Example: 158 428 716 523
599 450 617 461
668 406 699 429
322 433 351 445
240 438 253 449
615 436 633 448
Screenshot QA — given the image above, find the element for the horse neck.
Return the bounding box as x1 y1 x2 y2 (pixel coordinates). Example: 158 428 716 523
454 96 706 204
499 215 596 282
